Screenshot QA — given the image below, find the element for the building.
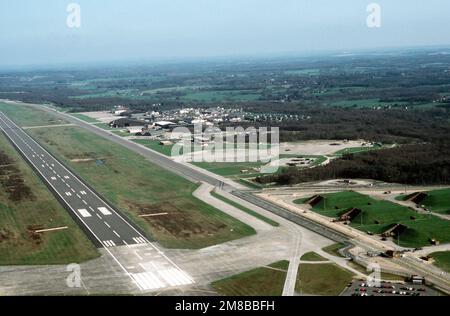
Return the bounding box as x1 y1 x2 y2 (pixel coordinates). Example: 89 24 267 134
154 121 177 129
127 126 146 134
109 118 143 128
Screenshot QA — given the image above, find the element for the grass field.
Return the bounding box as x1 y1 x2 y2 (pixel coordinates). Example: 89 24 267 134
0 102 67 127
430 251 450 273
346 261 406 281
0 133 98 265
330 98 409 109
26 125 255 249
333 145 383 156
192 154 325 178
300 252 328 261
322 243 346 258
71 113 100 123
211 261 289 296
132 139 186 157
192 161 265 177
409 189 450 215
183 89 261 102
210 191 279 227
297 191 450 248
295 263 354 295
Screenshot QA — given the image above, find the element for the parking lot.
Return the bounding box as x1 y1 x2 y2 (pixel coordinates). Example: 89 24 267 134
342 281 439 296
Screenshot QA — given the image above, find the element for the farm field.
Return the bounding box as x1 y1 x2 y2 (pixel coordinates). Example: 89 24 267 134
211 261 289 296
22 123 255 249
330 98 409 108
296 191 450 248
0 132 98 264
295 263 354 295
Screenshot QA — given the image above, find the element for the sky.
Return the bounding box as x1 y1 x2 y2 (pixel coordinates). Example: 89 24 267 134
1 0 450 67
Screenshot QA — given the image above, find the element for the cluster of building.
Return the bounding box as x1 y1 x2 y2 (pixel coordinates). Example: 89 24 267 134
108 105 307 133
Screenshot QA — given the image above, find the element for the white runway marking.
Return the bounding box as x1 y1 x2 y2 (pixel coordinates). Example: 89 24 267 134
64 176 70 179
104 221 111 228
113 230 121 238
77 208 91 218
98 207 112 215
103 240 116 247
80 190 87 195
157 268 193 287
51 176 57 180
65 192 72 196
82 200 88 205
133 237 147 244
131 272 165 290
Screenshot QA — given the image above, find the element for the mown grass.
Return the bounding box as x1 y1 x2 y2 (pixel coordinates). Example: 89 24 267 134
346 261 406 281
300 252 328 262
430 251 450 273
211 191 279 227
192 161 265 177
298 191 450 247
298 191 450 248
333 145 382 156
0 133 99 265
27 126 256 249
71 113 100 123
418 189 450 215
211 260 289 296
322 243 346 258
0 102 67 127
296 263 354 296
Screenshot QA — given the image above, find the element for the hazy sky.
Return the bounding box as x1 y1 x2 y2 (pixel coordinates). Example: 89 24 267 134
1 0 450 67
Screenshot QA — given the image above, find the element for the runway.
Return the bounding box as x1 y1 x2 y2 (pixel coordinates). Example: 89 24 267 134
0 111 146 248
0 112 194 291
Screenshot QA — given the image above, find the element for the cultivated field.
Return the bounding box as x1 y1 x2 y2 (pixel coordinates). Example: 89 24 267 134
0 132 98 265
296 191 450 248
